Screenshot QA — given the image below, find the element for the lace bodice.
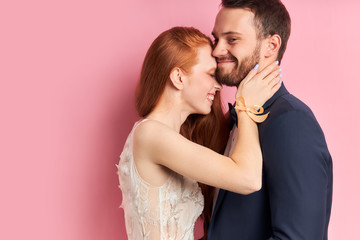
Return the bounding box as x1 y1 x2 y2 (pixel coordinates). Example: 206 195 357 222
117 120 204 240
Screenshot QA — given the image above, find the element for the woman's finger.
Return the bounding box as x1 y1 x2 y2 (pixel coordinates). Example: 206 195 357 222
256 61 279 80
269 75 282 89
270 77 282 94
263 67 281 85
242 64 259 85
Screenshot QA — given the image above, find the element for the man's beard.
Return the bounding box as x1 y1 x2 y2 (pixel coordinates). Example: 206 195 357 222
216 42 261 87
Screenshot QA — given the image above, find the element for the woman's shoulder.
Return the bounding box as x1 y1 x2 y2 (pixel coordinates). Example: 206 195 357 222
135 118 171 134
133 119 174 146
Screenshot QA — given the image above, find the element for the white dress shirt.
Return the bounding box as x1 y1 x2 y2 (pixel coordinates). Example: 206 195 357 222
212 124 238 215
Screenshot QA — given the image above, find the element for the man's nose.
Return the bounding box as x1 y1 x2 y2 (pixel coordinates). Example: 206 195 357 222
212 41 227 57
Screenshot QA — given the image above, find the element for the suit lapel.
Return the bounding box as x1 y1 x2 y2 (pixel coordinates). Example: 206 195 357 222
211 189 227 223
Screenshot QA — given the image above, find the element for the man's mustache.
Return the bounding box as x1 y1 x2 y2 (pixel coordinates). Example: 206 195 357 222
216 55 237 62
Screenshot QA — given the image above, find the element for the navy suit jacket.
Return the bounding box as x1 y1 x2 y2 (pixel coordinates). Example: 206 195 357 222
207 84 333 240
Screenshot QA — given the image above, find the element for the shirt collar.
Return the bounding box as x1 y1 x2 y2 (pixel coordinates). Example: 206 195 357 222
262 83 289 110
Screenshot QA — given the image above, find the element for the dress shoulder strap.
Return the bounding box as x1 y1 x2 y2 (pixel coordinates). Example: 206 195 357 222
128 119 149 150
133 118 149 130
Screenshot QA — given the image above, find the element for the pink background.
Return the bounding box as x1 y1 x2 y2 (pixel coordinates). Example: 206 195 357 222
1 0 359 239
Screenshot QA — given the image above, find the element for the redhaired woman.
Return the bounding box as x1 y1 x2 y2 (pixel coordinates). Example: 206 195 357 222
117 26 281 240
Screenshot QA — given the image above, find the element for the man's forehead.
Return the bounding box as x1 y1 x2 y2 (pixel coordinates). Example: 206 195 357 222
217 7 254 18
213 8 255 35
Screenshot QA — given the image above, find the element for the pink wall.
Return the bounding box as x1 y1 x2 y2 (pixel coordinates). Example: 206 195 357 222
1 0 359 239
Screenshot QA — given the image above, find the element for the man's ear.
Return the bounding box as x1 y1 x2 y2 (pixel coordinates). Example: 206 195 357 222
169 67 184 90
264 34 281 58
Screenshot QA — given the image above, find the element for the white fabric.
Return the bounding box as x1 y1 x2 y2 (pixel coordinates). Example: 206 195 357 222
212 125 238 215
117 119 204 240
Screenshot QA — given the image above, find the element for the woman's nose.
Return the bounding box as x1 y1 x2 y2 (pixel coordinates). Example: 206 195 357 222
214 80 222 91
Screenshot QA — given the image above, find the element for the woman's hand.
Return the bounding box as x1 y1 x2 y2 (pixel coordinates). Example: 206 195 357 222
235 61 282 107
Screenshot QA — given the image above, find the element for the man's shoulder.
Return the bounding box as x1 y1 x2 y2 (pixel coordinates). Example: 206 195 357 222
267 92 315 120
272 92 310 111
259 92 322 135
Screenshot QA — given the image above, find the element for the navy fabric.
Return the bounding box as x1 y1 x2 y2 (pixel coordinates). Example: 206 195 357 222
208 84 333 240
228 103 238 128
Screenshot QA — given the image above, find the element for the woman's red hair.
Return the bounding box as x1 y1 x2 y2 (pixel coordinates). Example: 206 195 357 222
135 27 230 239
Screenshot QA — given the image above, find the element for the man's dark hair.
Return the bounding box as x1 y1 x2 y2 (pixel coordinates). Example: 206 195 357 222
222 0 291 62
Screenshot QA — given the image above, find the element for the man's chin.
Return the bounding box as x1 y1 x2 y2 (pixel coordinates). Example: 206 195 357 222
216 73 240 87
217 64 235 73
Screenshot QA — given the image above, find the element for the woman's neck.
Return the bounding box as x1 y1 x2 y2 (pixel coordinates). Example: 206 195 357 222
146 98 190 133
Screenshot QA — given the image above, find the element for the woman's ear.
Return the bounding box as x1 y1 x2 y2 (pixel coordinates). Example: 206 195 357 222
169 67 184 90
264 34 281 58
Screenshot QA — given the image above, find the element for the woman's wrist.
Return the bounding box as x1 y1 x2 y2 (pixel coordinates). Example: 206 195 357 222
234 96 269 123
236 111 254 122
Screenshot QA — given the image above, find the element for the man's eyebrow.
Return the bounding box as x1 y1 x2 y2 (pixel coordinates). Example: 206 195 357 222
212 31 242 37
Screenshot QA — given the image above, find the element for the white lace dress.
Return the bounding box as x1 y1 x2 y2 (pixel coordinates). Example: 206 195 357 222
117 119 204 240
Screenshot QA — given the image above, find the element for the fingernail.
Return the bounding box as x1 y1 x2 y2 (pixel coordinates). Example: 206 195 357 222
280 79 283 84
275 60 279 65
280 74 283 78
254 64 259 70
279 68 282 72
